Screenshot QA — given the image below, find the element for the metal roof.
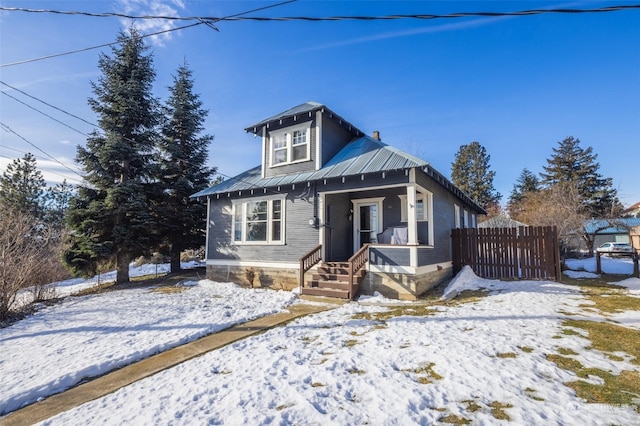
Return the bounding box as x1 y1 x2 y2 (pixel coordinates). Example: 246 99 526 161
244 101 363 136
191 134 486 214
192 136 427 198
584 218 640 234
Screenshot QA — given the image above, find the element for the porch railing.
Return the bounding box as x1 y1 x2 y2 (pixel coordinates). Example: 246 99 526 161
299 244 322 289
347 243 369 299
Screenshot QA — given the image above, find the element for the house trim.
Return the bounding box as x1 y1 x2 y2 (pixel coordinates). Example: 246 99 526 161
352 197 385 249
368 260 452 275
206 259 301 269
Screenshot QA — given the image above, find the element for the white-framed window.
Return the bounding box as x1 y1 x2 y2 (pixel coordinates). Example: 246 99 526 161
231 195 285 244
269 122 311 167
398 191 432 222
454 204 461 229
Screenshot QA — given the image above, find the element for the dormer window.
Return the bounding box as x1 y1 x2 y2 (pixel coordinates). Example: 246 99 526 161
270 122 311 167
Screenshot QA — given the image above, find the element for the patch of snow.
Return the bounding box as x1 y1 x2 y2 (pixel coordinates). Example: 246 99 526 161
565 256 634 275
563 270 600 279
0 280 295 415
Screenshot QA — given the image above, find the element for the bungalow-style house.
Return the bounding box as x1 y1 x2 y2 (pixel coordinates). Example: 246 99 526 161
192 102 485 300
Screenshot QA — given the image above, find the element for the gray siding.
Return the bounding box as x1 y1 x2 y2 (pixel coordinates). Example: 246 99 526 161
370 247 410 266
207 189 320 263
321 116 357 166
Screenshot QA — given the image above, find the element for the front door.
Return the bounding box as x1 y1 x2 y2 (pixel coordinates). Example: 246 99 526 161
353 198 384 250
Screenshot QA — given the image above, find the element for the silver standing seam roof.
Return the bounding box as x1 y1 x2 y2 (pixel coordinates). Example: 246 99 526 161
190 135 486 214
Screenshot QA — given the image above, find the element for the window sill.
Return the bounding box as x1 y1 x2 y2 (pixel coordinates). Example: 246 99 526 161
270 158 311 168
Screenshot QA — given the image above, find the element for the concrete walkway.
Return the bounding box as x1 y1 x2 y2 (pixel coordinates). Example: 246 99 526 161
0 302 334 426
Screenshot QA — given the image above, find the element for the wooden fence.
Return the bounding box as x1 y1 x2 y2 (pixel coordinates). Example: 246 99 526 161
452 226 561 281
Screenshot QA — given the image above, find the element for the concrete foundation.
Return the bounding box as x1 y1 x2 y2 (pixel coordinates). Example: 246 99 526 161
360 266 452 300
206 264 299 291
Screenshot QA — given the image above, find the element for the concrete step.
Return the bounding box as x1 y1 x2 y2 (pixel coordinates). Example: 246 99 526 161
300 286 350 299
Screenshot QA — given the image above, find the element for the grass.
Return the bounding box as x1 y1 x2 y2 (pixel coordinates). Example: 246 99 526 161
547 275 640 412
351 305 437 322
438 414 471 424
399 362 443 384
489 401 513 420
547 354 640 411
563 320 640 365
496 352 518 358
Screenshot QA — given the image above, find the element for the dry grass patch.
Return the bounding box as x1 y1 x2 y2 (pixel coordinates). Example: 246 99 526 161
438 414 471 424
350 305 436 322
347 367 366 375
547 352 640 412
461 399 482 412
563 319 640 364
489 401 513 420
558 347 579 356
148 286 189 294
496 352 518 358
519 346 534 353
399 362 442 384
344 339 361 347
525 387 545 401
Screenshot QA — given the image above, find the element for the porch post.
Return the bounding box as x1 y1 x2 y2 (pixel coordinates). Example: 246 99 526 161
407 170 418 246
320 193 326 260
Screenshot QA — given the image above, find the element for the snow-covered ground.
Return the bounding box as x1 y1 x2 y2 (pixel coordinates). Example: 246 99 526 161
11 261 205 310
1 258 639 424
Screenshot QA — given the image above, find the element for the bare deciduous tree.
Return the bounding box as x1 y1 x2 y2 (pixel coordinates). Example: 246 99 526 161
512 183 587 257
0 207 67 320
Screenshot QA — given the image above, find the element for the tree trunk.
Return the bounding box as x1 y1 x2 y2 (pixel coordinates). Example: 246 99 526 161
170 246 181 274
116 251 131 284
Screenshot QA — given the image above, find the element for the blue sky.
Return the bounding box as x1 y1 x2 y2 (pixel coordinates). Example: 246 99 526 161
1 0 638 207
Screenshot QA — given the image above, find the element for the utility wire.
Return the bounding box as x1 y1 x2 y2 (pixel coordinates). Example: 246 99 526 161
0 121 84 178
0 151 84 185
1 80 97 127
1 91 90 137
1 4 637 21
0 0 297 68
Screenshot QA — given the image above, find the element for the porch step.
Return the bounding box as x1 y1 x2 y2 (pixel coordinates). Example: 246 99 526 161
316 267 366 277
312 274 361 284
308 280 351 290
300 286 351 299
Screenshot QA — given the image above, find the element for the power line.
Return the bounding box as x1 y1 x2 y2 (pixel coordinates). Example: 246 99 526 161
1 91 90 137
0 121 83 179
0 0 297 68
0 151 84 185
1 3 637 22
1 81 97 128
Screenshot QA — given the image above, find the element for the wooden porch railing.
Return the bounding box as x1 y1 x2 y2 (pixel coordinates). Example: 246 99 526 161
347 243 369 299
299 244 322 290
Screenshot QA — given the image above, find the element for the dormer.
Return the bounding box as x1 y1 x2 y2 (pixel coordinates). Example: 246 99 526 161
245 102 364 179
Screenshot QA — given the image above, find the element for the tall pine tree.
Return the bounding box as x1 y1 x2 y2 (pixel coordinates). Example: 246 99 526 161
157 62 215 273
451 141 501 210
540 137 622 218
65 28 160 283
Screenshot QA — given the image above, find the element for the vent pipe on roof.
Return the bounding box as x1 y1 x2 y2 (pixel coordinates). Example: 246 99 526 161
372 130 381 141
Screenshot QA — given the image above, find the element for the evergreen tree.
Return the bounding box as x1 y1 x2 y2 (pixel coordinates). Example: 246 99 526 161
44 179 75 230
509 168 540 205
540 137 622 218
451 141 502 210
0 153 46 218
65 28 160 283
157 62 215 272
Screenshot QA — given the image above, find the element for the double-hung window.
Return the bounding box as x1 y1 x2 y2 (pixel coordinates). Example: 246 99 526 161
398 191 432 222
270 122 311 167
232 196 285 244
